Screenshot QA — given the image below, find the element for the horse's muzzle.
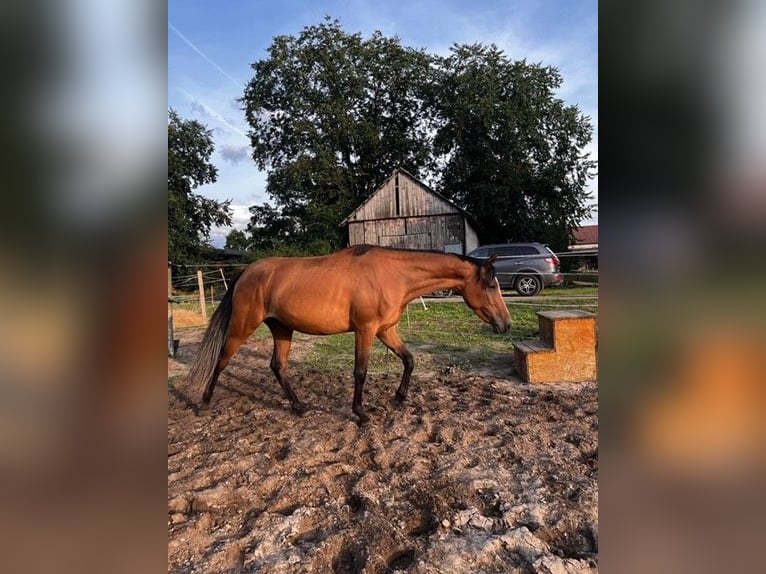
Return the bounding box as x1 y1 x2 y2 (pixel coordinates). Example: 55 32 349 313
493 320 511 334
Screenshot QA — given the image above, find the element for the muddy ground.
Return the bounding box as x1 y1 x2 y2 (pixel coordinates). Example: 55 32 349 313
168 327 598 573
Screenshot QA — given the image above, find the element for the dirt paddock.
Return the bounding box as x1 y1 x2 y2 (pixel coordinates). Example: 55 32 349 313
168 327 598 573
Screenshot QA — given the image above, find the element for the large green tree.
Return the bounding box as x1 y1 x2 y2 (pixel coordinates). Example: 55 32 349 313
434 44 596 251
168 109 231 264
242 18 437 250
224 228 249 252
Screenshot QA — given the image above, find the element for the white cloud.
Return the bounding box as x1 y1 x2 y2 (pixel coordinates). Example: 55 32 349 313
209 203 253 247
220 144 250 165
230 203 253 229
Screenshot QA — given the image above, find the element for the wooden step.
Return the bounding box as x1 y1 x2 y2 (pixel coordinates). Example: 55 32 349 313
513 310 597 383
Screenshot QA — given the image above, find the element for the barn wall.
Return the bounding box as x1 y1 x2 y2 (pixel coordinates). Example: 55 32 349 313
349 214 470 253
397 174 458 217
464 222 479 253
355 177 397 220
348 222 365 245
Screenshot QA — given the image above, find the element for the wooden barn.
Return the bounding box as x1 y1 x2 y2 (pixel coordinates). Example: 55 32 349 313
341 168 479 255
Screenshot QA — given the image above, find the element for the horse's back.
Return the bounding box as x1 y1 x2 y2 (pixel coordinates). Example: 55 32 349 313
247 247 389 282
236 249 386 334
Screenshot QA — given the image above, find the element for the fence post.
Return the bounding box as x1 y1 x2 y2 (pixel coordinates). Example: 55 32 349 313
168 314 175 357
197 270 208 321
219 268 228 290
168 265 175 357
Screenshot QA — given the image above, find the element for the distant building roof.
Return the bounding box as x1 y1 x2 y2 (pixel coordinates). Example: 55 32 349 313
571 225 598 250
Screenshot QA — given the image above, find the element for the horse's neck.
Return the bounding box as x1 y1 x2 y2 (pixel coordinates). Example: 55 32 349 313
403 254 471 299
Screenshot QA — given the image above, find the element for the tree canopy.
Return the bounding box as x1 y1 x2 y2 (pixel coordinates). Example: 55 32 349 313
224 228 249 252
434 44 595 251
168 109 231 264
239 19 595 254
242 17 437 251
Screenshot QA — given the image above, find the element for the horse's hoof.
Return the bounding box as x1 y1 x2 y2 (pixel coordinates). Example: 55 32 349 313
393 393 407 407
355 412 370 426
291 402 308 416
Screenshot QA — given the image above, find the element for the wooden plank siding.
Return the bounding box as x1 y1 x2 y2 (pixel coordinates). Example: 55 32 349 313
343 168 479 255
345 170 461 222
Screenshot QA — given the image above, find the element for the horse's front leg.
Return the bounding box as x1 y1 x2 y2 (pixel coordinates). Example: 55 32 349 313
377 326 414 406
266 320 307 415
352 328 376 425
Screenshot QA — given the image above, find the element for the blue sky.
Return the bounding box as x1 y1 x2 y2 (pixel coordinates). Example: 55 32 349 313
168 0 598 246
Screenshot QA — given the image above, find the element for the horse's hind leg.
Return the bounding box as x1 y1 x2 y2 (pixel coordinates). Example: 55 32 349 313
377 326 414 405
202 335 246 404
202 309 263 404
266 320 307 414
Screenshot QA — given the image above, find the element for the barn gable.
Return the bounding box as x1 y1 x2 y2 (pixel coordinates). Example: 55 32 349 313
342 168 479 255
343 169 461 223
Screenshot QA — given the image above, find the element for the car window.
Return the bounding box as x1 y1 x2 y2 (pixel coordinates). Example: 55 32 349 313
471 248 491 258
494 246 522 257
517 245 539 256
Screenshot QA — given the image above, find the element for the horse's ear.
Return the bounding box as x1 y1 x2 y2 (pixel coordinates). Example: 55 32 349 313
480 254 497 284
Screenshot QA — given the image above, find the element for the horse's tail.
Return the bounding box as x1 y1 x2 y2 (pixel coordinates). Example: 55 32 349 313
187 271 243 393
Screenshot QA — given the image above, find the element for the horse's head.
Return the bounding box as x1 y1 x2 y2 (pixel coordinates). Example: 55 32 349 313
462 255 512 334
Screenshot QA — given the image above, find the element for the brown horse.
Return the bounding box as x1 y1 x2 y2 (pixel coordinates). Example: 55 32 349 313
187 245 511 424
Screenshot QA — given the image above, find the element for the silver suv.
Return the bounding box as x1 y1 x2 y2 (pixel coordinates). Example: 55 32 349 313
468 243 563 296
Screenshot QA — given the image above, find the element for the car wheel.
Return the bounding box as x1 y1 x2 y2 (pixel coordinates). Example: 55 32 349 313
515 275 542 297
430 289 453 298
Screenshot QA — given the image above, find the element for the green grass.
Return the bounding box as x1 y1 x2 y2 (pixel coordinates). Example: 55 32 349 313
297 286 598 375
538 285 598 297
174 286 598 375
